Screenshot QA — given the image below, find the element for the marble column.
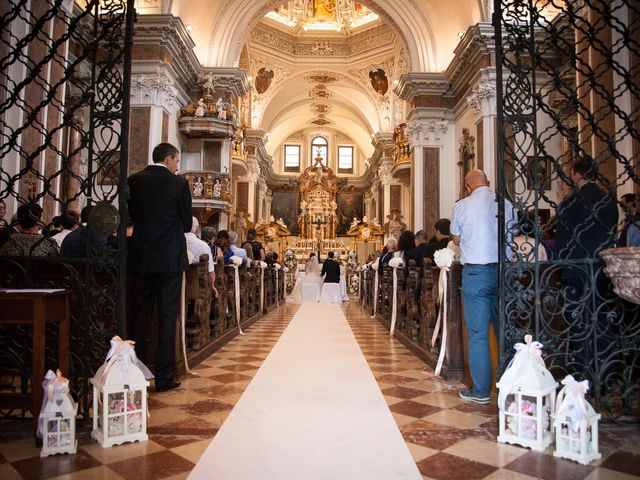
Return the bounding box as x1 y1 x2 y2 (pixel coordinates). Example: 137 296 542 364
65 105 88 212
404 118 449 233
128 72 178 173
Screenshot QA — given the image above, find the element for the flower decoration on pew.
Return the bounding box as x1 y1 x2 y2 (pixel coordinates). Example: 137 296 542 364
433 247 455 269
274 263 282 270
388 257 404 268
258 261 268 268
371 258 380 271
229 255 243 266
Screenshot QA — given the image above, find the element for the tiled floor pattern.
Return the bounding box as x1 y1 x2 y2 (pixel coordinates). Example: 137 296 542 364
0 300 638 480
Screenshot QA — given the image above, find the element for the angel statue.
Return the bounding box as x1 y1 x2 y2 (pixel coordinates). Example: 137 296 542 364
194 98 207 117
199 73 215 96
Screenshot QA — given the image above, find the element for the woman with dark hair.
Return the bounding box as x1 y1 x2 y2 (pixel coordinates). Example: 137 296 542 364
242 227 265 261
0 202 58 256
216 229 232 264
396 230 416 264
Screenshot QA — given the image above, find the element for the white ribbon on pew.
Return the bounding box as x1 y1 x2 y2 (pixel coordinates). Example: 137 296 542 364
179 271 196 374
432 267 448 376
371 259 379 318
388 258 403 335
275 264 281 306
258 261 267 312
229 256 244 335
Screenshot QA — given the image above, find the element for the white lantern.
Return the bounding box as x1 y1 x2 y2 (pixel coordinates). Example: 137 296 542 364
497 335 558 451
553 375 601 464
90 337 152 448
38 370 77 457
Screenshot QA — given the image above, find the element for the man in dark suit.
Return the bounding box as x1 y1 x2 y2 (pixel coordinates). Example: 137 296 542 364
321 251 340 283
424 219 451 263
128 142 192 392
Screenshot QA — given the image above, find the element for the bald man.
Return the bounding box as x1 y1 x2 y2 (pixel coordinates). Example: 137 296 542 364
451 170 515 404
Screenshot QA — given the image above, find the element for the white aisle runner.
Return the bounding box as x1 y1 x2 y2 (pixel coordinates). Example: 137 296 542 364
189 303 421 480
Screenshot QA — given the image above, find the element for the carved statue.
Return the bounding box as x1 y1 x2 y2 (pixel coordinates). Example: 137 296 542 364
215 97 226 119
385 210 406 240
200 73 215 96
192 176 204 197
458 128 475 198
194 98 207 117
232 211 248 244
212 178 222 198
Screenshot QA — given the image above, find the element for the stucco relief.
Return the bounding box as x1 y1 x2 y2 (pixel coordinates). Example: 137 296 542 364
130 74 177 110
404 120 448 147
466 81 497 118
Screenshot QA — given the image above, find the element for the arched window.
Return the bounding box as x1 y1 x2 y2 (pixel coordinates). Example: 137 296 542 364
311 136 328 167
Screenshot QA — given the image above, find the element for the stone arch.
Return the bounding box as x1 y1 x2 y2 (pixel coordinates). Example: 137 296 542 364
205 0 437 71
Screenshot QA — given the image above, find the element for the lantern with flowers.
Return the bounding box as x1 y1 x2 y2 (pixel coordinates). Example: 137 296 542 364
497 334 558 451
552 375 601 464
91 336 154 447
38 369 77 457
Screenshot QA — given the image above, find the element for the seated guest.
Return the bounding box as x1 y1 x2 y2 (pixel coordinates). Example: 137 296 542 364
321 251 340 283
265 252 281 266
242 228 265 261
396 230 416 264
223 231 247 263
424 218 451 263
618 193 639 247
60 205 108 257
185 217 218 297
52 211 79 248
628 221 640 247
406 229 429 272
0 202 59 256
215 229 231 263
202 226 223 264
378 237 397 276
0 213 19 248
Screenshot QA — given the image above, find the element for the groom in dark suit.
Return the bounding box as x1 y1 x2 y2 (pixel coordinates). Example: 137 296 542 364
321 251 341 283
128 142 192 392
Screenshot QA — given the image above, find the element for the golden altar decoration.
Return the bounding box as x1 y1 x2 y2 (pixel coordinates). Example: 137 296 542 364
347 218 384 263
297 155 338 241
255 217 291 257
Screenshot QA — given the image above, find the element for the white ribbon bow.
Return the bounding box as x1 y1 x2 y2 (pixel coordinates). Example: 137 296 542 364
556 374 594 432
258 261 267 312
432 263 451 376
371 259 380 318
498 334 545 411
99 336 153 383
231 263 244 334
389 261 403 335
37 369 74 438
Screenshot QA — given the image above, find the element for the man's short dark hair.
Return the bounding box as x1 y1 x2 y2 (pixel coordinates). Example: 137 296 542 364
415 230 428 243
572 158 596 181
435 218 451 236
328 251 334 259
17 202 43 229
152 142 179 164
60 211 79 230
247 228 257 240
80 205 93 224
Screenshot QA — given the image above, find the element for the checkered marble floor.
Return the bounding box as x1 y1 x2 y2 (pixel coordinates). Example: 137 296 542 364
0 301 638 480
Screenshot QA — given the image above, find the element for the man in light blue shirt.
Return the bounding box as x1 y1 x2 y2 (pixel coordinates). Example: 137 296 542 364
451 170 515 404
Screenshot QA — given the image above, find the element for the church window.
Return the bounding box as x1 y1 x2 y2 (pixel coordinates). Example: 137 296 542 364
311 136 328 167
284 144 300 172
338 146 354 173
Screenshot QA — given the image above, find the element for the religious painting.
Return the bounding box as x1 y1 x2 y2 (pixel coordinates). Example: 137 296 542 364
526 155 552 191
255 67 274 94
369 69 388 96
336 193 364 235
313 0 336 20
272 191 299 235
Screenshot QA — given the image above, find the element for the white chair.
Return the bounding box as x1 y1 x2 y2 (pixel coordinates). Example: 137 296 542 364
320 282 342 304
301 283 321 302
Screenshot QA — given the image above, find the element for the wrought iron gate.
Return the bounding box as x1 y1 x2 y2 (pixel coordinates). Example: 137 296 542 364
495 0 640 419
0 0 135 418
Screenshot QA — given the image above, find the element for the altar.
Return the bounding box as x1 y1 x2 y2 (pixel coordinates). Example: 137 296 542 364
288 155 349 257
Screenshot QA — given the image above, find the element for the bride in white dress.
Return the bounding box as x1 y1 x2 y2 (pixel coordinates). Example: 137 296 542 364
290 254 324 303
